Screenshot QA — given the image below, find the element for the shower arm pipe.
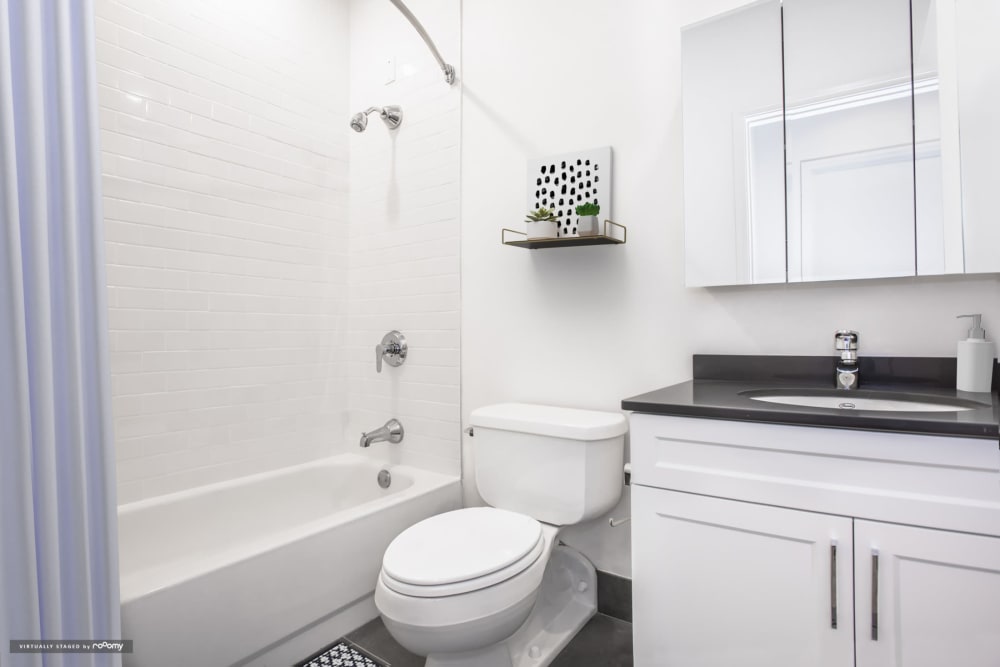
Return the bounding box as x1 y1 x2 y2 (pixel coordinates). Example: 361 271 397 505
388 0 456 85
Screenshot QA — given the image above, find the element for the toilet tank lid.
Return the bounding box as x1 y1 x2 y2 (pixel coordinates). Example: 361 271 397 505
470 403 628 440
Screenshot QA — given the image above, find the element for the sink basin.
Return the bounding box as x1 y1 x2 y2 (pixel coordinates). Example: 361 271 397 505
742 389 988 413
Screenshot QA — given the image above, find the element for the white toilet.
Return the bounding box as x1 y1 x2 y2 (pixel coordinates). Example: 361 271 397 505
374 403 627 667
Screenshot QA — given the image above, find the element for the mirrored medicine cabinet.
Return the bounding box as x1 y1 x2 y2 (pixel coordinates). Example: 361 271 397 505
683 0 1000 287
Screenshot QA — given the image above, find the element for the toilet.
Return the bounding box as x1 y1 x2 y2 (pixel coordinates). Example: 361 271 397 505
374 403 627 667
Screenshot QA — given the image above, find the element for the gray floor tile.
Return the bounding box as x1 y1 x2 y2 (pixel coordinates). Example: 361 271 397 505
340 613 633 667
596 571 633 623
550 614 634 667
345 618 423 667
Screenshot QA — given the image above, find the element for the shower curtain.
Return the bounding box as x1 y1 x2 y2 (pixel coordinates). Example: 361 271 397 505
0 0 121 666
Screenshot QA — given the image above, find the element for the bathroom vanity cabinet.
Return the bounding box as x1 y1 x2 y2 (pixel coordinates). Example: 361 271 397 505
629 413 1000 667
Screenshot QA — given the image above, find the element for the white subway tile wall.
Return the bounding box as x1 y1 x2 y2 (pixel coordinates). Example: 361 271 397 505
98 0 462 502
96 0 352 502
347 0 461 475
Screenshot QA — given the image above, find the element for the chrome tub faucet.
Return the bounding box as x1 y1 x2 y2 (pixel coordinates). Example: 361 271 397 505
835 330 859 390
360 419 404 448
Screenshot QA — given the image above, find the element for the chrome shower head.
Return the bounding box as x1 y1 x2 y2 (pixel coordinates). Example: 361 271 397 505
349 105 403 133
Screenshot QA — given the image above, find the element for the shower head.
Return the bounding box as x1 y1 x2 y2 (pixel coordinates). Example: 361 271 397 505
349 105 403 133
349 111 368 133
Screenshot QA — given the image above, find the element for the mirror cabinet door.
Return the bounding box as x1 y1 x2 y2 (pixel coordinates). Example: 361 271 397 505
682 1 784 287
887 0 999 276
947 0 1000 273
783 0 916 283
912 0 964 275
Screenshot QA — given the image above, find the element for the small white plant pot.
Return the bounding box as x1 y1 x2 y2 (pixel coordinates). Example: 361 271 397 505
577 215 599 237
525 220 559 240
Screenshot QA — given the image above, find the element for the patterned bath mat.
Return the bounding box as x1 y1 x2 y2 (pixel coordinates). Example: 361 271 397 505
296 639 388 667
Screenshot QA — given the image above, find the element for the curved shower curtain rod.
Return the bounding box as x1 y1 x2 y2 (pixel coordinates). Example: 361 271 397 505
388 0 456 86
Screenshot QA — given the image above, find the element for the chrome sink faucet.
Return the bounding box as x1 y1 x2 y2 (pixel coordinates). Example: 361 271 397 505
360 419 404 448
835 330 859 390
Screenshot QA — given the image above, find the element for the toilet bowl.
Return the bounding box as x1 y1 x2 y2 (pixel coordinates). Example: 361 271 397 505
374 403 628 667
375 507 557 659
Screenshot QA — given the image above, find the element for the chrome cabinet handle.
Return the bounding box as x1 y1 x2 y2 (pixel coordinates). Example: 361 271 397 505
830 541 838 629
871 549 880 641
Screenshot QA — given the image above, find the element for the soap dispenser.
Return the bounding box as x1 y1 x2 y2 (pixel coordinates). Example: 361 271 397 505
956 314 995 392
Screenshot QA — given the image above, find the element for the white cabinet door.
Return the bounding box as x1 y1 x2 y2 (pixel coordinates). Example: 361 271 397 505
855 520 1000 667
632 486 854 667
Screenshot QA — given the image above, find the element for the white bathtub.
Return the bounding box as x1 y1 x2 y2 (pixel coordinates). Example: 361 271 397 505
118 454 460 667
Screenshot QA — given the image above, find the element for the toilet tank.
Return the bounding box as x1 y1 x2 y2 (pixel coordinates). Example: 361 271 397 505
469 403 627 525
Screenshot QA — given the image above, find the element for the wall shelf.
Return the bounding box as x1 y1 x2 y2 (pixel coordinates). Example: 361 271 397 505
502 220 626 249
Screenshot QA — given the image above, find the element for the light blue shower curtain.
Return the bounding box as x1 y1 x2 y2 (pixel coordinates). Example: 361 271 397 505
0 0 121 666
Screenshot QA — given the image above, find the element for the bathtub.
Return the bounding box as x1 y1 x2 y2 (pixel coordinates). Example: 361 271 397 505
118 454 460 667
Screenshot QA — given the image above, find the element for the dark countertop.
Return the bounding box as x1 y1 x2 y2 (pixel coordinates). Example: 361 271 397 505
622 355 1000 440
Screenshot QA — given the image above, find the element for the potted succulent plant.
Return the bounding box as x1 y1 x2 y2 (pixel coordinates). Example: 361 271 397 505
524 207 560 240
575 201 601 237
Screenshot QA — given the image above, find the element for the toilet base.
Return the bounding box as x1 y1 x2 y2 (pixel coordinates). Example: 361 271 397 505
424 643 513 667
424 545 597 667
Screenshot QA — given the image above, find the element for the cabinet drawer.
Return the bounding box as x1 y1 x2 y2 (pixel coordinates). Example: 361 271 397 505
629 413 1000 537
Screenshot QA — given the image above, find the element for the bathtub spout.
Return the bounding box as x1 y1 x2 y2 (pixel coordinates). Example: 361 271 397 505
360 419 404 448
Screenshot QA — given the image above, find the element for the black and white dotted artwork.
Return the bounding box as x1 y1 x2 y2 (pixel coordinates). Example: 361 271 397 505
527 146 612 238
298 641 386 667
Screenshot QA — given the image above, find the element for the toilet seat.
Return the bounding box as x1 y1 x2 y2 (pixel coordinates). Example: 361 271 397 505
381 507 544 597
381 536 544 597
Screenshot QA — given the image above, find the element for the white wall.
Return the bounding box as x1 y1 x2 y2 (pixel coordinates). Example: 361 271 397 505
461 0 1000 577
97 0 350 502
347 0 462 475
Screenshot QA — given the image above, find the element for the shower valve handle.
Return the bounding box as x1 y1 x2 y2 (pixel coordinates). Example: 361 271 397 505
375 331 407 373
